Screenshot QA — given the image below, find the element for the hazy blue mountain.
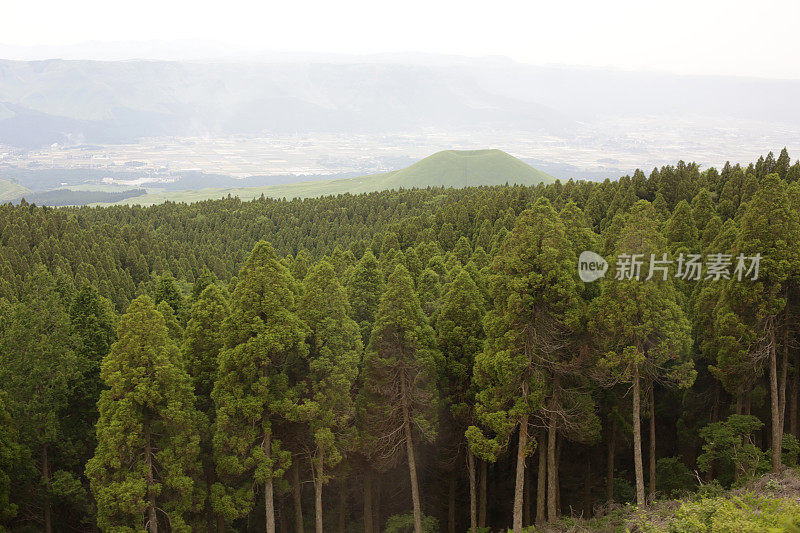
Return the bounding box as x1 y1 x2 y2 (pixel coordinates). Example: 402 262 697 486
0 59 568 147
1 56 798 149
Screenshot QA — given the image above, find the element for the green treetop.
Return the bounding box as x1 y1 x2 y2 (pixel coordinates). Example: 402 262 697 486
717 174 800 472
211 241 309 533
348 250 384 345
182 283 229 531
590 200 694 506
360 265 440 533
0 390 22 524
417 268 442 317
154 275 187 325
665 200 698 253
64 286 117 484
86 295 203 533
470 197 582 528
434 266 486 532
0 266 79 532
691 188 716 234
156 300 184 344
298 260 362 533
183 283 229 417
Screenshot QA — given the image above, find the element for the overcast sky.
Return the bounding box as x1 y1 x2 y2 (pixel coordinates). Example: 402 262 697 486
2 0 799 79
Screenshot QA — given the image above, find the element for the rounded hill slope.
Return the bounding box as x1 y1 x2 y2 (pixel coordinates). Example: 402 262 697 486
381 149 555 189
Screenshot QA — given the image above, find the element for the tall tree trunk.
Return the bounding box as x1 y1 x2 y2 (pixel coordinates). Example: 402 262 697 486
524 455 532 526
779 324 789 440
338 481 346 533
314 448 324 533
791 351 799 440
513 411 528 532
478 460 487 529
547 384 559 521
265 432 276 533
448 472 456 533
583 453 592 518
363 470 373 533
632 367 645 506
606 418 615 503
467 447 477 533
143 418 158 533
280 499 288 533
705 386 720 483
769 324 782 472
648 386 656 503
536 430 546 526
401 377 424 533
292 459 304 533
42 443 52 533
555 436 561 512
373 476 381 533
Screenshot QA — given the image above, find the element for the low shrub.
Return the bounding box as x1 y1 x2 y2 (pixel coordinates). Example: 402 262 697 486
665 491 800 532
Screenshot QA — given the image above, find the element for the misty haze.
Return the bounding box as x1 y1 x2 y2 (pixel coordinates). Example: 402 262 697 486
1 55 799 205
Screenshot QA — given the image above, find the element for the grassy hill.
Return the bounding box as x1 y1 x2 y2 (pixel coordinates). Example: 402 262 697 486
377 149 554 189
114 149 555 205
0 179 30 203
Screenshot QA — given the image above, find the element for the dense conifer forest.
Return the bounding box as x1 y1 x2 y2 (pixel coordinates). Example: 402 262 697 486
2 149 800 532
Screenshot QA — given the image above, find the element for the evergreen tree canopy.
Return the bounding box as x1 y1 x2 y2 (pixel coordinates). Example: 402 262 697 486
211 241 309 527
86 295 203 532
298 260 362 532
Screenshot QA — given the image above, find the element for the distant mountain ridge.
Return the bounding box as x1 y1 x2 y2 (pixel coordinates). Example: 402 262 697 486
0 59 569 148
3 56 799 149
112 149 555 205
